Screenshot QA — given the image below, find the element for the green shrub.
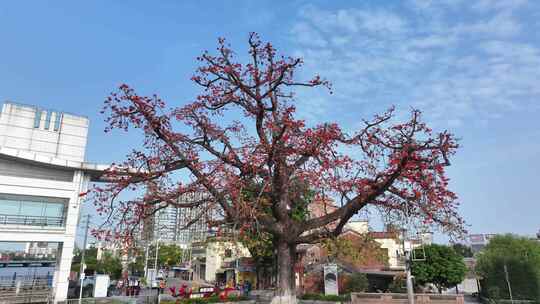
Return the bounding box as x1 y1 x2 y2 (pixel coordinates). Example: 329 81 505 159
300 293 350 302
342 273 368 293
388 275 406 293
161 295 249 304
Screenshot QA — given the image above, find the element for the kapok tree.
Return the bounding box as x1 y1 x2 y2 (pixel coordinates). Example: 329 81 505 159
90 33 463 303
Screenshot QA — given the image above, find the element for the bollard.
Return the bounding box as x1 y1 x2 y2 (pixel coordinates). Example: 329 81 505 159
15 280 21 295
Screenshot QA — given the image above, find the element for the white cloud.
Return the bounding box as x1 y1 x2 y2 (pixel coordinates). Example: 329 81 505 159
471 0 528 12
289 2 540 128
290 22 328 48
299 5 407 35
455 13 521 38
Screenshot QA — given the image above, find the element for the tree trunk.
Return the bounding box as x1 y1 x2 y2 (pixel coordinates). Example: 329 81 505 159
271 240 297 304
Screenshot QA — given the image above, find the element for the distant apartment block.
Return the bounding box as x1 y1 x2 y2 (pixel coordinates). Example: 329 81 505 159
145 192 213 248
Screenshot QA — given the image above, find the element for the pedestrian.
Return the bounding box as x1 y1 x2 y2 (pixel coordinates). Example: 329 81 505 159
179 284 186 298
159 279 166 295
244 280 251 297
135 279 140 296
238 280 244 293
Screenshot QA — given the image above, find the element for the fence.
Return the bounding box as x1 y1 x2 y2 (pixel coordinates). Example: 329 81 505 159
0 214 65 227
56 295 158 304
0 292 51 303
480 297 538 304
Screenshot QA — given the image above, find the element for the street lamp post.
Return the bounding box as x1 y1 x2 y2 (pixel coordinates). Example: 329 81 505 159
79 215 91 304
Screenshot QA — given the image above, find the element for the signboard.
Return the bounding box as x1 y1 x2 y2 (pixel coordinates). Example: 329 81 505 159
323 264 338 296
94 275 110 298
238 258 255 272
199 287 214 293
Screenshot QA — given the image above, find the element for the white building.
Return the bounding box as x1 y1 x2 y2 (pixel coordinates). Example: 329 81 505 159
0 102 107 302
24 241 57 257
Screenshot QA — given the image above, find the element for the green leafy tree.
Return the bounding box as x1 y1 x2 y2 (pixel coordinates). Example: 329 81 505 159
157 243 183 267
343 273 369 293
411 244 467 293
71 247 122 279
451 243 473 258
96 252 123 279
476 234 540 301
128 243 183 273
71 247 98 275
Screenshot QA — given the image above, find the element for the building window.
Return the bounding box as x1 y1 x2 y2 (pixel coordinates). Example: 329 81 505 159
53 112 62 131
224 249 232 258
0 193 67 226
33 109 42 128
44 110 52 130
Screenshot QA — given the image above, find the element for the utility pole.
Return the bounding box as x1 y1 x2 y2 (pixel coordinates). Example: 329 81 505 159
402 228 415 304
153 238 160 281
504 264 514 304
79 214 91 304
144 242 149 284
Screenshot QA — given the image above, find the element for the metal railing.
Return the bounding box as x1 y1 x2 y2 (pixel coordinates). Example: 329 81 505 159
0 214 64 227
1 291 52 304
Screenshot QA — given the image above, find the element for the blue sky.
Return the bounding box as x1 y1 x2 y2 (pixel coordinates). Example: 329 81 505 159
1 0 539 248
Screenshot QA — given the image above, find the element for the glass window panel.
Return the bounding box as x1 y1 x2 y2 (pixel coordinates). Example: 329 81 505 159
44 203 64 218
20 201 44 217
0 199 21 215
33 109 42 128
44 110 52 130
0 194 55 203
53 112 62 131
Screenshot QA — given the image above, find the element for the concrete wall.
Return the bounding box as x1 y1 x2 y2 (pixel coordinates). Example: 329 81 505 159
0 102 89 162
345 221 369 234
373 238 403 269
351 293 465 304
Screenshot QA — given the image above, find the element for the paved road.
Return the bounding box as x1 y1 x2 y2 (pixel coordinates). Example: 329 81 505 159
464 295 481 304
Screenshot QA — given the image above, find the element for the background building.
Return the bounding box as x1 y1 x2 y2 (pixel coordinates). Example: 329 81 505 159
24 242 57 258
468 234 497 253
146 192 213 248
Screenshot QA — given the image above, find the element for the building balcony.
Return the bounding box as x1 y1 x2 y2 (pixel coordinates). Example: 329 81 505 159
0 214 64 227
